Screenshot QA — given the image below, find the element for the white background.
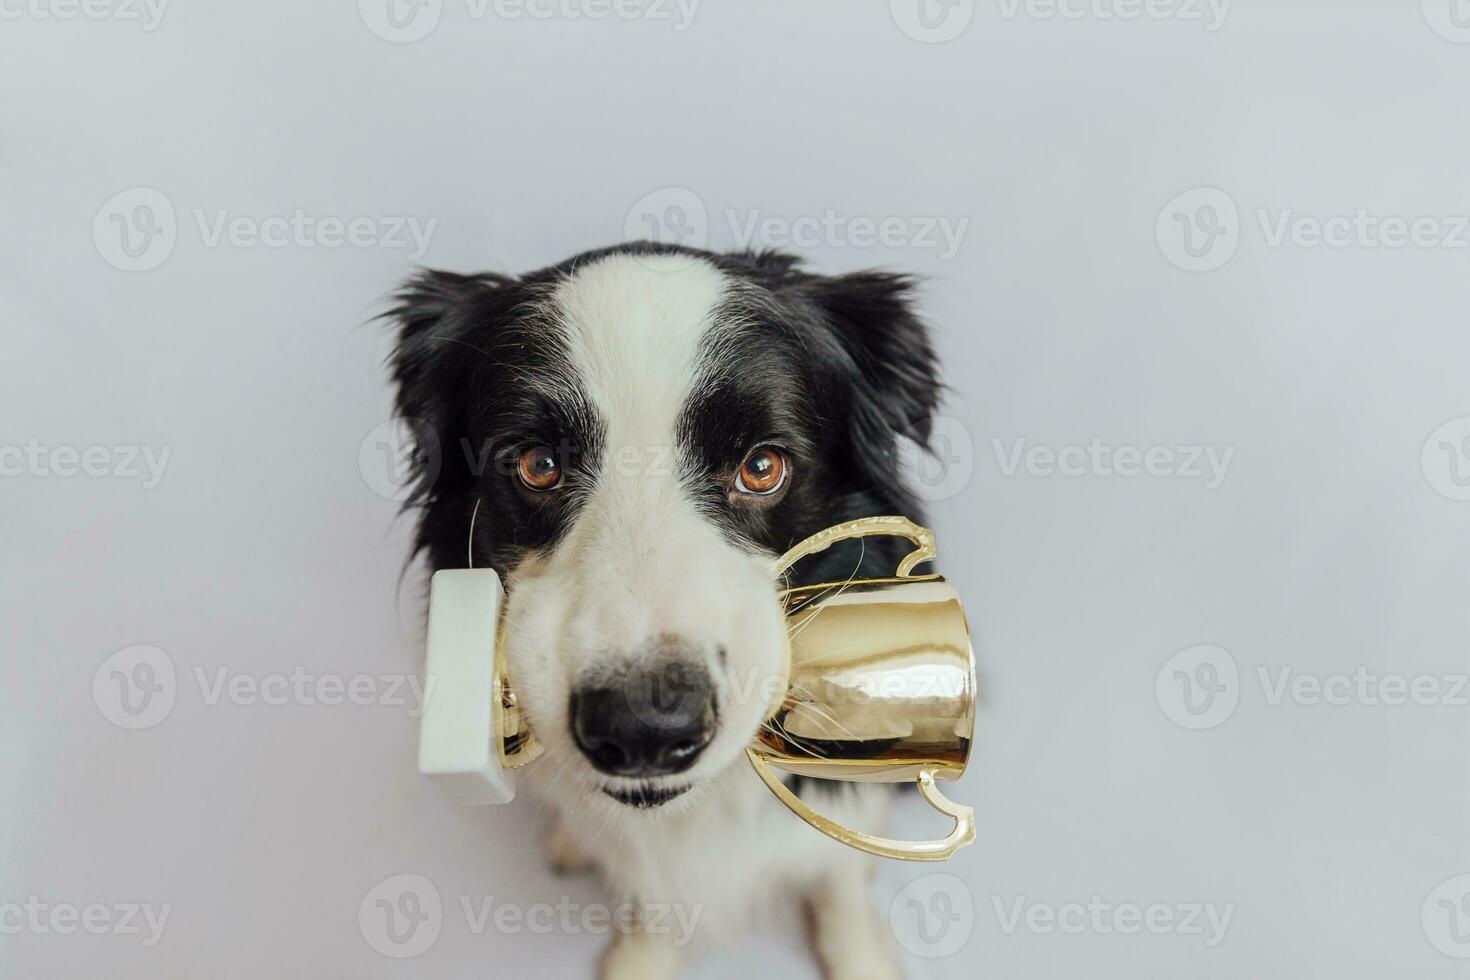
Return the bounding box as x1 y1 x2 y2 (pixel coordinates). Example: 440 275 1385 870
3 1 1470 976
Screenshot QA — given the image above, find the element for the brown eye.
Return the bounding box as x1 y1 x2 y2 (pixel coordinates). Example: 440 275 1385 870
735 447 788 496
517 445 562 492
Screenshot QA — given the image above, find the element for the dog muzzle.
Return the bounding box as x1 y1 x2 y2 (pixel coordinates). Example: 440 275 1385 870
417 516 977 862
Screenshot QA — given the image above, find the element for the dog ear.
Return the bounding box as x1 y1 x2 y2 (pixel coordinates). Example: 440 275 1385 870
804 271 942 512
384 269 518 512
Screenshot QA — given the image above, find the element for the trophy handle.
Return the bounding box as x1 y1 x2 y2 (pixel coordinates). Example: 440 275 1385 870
771 515 937 582
746 749 975 861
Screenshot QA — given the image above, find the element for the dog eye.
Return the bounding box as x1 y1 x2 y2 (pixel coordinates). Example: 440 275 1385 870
735 447 788 496
517 445 562 491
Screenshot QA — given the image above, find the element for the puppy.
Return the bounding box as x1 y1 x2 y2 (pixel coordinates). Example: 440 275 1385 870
387 243 941 979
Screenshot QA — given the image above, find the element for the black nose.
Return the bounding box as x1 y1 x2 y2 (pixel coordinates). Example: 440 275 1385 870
570 658 717 777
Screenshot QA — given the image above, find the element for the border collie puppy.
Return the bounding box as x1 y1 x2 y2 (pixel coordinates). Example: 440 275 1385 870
387 243 941 979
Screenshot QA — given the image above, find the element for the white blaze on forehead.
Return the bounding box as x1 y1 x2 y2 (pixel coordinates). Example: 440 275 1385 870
502 251 789 769
546 252 735 642
552 253 729 462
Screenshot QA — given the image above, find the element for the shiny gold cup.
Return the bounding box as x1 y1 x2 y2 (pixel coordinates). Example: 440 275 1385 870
747 516 977 861
422 516 976 862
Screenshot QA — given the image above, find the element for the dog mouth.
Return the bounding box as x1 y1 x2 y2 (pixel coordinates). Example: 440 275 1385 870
601 782 692 808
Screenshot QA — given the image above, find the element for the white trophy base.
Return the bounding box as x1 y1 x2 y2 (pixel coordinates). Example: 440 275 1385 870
417 568 516 805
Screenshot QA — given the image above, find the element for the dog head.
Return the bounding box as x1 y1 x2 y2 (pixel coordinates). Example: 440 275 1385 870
387 244 940 813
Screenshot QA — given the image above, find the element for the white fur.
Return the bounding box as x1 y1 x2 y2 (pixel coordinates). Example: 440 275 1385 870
498 253 899 978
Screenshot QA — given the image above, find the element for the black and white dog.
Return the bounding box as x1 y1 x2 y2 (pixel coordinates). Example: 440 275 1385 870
387 243 942 979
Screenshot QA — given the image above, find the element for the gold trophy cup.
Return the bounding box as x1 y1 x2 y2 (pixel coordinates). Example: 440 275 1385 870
418 516 977 862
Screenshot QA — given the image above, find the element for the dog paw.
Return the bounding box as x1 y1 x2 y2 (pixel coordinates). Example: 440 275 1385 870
822 957 904 980
599 930 682 980
817 944 904 980
808 871 905 980
545 820 596 877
